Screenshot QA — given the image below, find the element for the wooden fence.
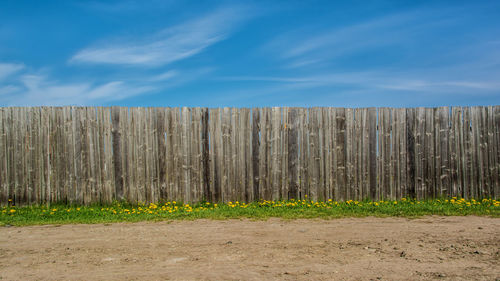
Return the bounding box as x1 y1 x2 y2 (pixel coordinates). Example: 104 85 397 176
0 106 499 205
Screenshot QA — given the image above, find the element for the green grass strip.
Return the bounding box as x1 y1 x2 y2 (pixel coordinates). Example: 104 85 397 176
1 197 499 226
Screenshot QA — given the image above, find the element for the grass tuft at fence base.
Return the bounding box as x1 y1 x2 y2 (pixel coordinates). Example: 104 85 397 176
1 197 499 226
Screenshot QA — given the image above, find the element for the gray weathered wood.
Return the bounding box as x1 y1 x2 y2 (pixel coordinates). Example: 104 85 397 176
2 106 499 205
287 108 299 200
251 108 260 201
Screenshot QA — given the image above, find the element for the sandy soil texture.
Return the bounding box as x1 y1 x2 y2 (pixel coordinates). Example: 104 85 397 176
0 217 499 281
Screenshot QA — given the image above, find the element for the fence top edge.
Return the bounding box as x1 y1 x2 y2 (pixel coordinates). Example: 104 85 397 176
1 105 499 110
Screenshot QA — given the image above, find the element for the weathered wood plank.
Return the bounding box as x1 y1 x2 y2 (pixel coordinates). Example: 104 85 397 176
493 106 500 198
287 108 299 200
414 108 425 199
251 108 260 201
191 107 201 202
201 108 210 201
479 107 490 198
102 107 114 203
470 107 481 199
397 108 407 199
271 107 282 200
240 108 252 202
165 108 174 201
308 108 319 201
377 108 391 200
0 108 5 204
437 107 450 197
298 108 309 199
281 107 289 200
354 108 363 200
155 108 166 201
367 108 377 200
231 107 240 202
424 108 435 199
324 108 333 200
390 108 399 199
221 107 231 202
259 108 271 200
335 108 346 201
209 108 221 202
181 107 191 203
173 108 183 201
449 107 459 197
345 108 354 200
358 108 368 200
111 107 123 201
462 107 472 199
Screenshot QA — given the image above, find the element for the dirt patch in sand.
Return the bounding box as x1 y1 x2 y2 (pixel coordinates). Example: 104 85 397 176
0 216 499 280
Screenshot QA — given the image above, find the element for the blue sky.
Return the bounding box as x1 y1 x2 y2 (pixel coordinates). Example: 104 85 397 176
0 0 499 107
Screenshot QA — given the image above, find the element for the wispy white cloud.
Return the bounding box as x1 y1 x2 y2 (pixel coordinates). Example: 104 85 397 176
149 70 178 81
280 11 424 59
0 85 21 96
71 6 252 67
241 6 500 104
0 63 25 80
0 72 155 106
86 81 155 100
220 71 500 95
263 8 460 69
16 74 155 105
0 61 214 105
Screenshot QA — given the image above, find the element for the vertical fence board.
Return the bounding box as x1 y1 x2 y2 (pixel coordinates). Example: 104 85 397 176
450 107 460 197
438 107 450 197
378 108 391 199
287 108 299 200
281 107 289 200
240 108 252 202
494 106 500 198
390 108 399 199
251 108 260 201
425 108 435 199
486 106 495 198
111 107 123 202
201 108 210 201
359 108 369 200
308 108 319 200
470 107 481 199
165 108 174 201
479 107 490 197
209 108 221 202
414 108 424 199
398 109 408 199
335 108 346 201
299 108 309 199
345 108 354 200
354 109 363 200
259 108 270 200
271 107 281 200
462 107 472 199
156 108 167 201
0 108 5 204
367 108 377 200
173 108 183 201
231 108 239 202
221 108 230 202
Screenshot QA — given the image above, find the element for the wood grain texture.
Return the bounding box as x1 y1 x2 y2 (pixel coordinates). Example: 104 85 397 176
1 106 499 205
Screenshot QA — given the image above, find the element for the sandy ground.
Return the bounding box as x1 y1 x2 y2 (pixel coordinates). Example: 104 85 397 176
0 217 499 281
